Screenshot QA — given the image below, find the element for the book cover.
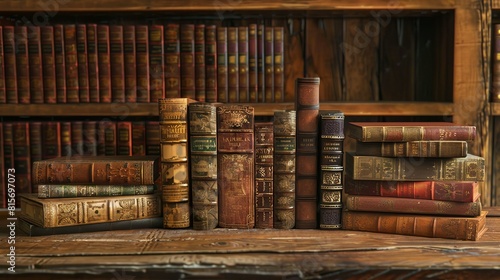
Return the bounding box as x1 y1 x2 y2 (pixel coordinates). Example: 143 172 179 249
355 140 468 158
227 27 239 102
254 122 274 228
248 23 258 103
15 26 30 104
238 26 249 102
19 193 162 228
27 25 43 104
60 121 72 156
110 25 125 103
132 121 146 156
41 26 57 103
146 121 160 156
194 24 206 102
64 24 79 103
71 121 84 156
264 26 274 102
180 24 196 100
205 25 217 103
97 24 111 102
87 23 99 103
135 24 150 102
37 184 155 198
273 26 284 102
83 121 97 156
124 25 137 102
117 121 132 156
3 26 17 103
13 122 31 199
164 23 180 98
216 27 228 102
257 24 265 103
149 25 164 102
76 24 90 103
0 26 4 103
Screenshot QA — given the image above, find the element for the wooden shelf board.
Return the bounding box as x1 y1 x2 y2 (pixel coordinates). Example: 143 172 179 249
492 102 500 116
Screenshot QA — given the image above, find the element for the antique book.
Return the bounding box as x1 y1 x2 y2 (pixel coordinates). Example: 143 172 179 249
83 121 97 156
27 26 43 104
273 26 284 102
97 24 111 102
0 26 4 104
3 124 14 206
41 26 57 103
227 27 239 102
217 105 255 228
248 23 258 102
71 121 84 156
117 121 132 156
103 121 117 155
123 25 137 102
15 26 30 104
318 110 345 229
194 24 206 102
54 24 66 103
216 27 228 102
149 24 164 102
76 24 90 103
146 121 160 156
205 25 217 102
355 140 468 158
344 177 480 203
0 123 3 207
110 25 125 102
346 122 476 142
180 24 196 99
4 26 17 103
13 122 31 198
264 26 274 102
37 184 155 198
254 122 274 229
273 110 296 229
257 24 265 103
61 121 72 156
132 121 146 156
159 98 197 228
30 122 43 163
87 23 100 103
238 26 249 102
164 23 180 98
19 193 162 228
19 216 162 236
189 103 218 230
64 24 79 103
135 24 150 102
32 155 159 185
295 77 320 229
346 153 485 182
342 210 488 241
492 23 500 102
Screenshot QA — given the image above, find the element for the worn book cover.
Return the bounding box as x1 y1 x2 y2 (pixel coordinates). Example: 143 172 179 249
355 140 468 158
37 184 156 198
255 122 274 228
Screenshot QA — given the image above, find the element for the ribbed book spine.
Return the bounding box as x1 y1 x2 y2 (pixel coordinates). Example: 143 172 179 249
189 103 218 230
37 184 156 198
64 24 79 103
15 26 30 104
205 25 217 102
227 27 239 102
40 26 56 104
28 26 43 104
164 23 180 98
216 27 228 102
180 24 196 99
194 24 206 102
254 122 274 228
76 24 89 103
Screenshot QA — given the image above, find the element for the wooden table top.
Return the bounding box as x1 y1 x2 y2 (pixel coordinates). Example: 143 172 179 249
1 207 499 279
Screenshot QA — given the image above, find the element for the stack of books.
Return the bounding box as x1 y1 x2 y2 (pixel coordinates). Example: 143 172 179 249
18 155 162 236
342 122 487 241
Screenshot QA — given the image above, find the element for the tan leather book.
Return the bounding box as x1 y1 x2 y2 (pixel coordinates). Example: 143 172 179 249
254 122 274 229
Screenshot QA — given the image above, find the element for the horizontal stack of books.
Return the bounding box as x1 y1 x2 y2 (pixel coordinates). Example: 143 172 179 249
18 155 162 236
342 122 487 241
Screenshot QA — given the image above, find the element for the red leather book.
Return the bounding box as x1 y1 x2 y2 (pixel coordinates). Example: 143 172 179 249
227 27 239 102
273 26 284 103
15 26 30 104
41 121 61 160
117 121 132 156
248 23 258 103
12 122 31 199
40 26 57 104
87 24 99 103
164 23 180 98
64 24 79 103
54 24 66 103
135 25 150 103
180 24 196 100
264 27 274 102
96 121 106 156
0 26 5 103
149 24 164 102
97 24 111 103
76 24 90 103
132 121 146 156
28 26 44 104
254 122 274 228
216 27 228 102
110 25 125 103
205 25 217 103
83 121 97 156
238 26 249 102
3 26 17 104
123 25 137 102
194 24 206 102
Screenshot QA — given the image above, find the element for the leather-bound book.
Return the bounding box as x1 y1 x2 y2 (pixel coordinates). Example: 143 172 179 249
60 121 72 156
97 24 111 102
123 25 137 102
217 105 255 228
87 24 99 103
76 24 90 103
318 110 345 229
30 122 43 163
189 103 218 230
254 122 274 228
110 25 125 103
273 26 284 102
194 24 206 102
37 184 155 198
159 98 197 228
145 121 160 156
149 25 164 102
27 26 43 104
83 121 97 156
248 23 258 102
41 121 61 160
295 77 320 229
492 24 500 102
40 26 57 104
19 193 162 228
180 24 196 99
135 25 150 102
3 26 17 103
71 121 84 156
15 26 30 104
164 23 180 98
227 27 239 102
257 24 265 103
103 121 117 156
205 25 217 102
238 26 249 102
13 122 31 200
355 140 468 158
53 24 66 103
0 123 3 207
0 26 4 103
117 121 132 156
132 121 146 156
343 210 488 241
216 27 228 102
64 24 79 103
31 155 159 185
273 110 296 229
264 27 274 102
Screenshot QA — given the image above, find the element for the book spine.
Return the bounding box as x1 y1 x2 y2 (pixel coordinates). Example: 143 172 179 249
15 26 30 104
28 26 44 104
104 121 117 155
248 24 258 103
40 26 57 103
217 105 255 228
149 25 164 102
135 25 150 102
3 124 14 200
264 27 274 102
189 103 218 230
164 23 180 98
227 27 239 103
295 77 320 229
132 121 146 156
60 121 72 156
110 25 125 103
20 193 162 228
257 24 265 103
0 123 3 207
273 110 296 229
159 98 195 228
342 210 487 241
87 24 100 103
76 24 90 103
273 26 284 103
29 121 43 164
254 122 274 228
205 25 217 103
53 24 66 103
123 25 137 103
0 27 5 103
238 26 249 102
146 121 160 156
493 23 500 102
12 122 31 201
117 121 132 155
83 121 97 156
71 121 84 156
355 140 468 158
64 24 79 103
216 27 228 102
3 26 17 104
97 25 111 103
194 24 206 102
345 153 485 182
180 24 196 100
37 184 156 198
96 121 106 156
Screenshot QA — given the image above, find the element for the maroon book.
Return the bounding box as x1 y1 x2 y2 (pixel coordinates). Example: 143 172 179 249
205 25 217 103
216 27 228 103
164 23 180 98
238 26 249 102
64 24 79 103
110 25 125 103
28 26 44 104
12 122 31 200
264 27 274 102
41 122 61 160
87 23 100 103
41 26 57 104
248 23 258 103
135 25 150 103
54 24 66 103
3 26 17 104
97 24 111 103
149 25 164 102
76 24 90 103
194 24 206 102
227 27 238 102
124 25 137 102
180 24 196 100
15 26 30 104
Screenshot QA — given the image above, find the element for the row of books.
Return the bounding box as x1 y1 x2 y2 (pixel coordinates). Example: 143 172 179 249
0 22 284 105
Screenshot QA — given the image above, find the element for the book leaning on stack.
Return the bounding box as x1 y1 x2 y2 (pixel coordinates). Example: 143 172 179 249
343 122 487 241
19 155 162 236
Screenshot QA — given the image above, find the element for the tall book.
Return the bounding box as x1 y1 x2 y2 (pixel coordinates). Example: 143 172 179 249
254 122 274 228
346 153 485 182
158 98 196 228
54 24 66 103
180 24 196 100
227 27 239 102
132 121 146 156
492 23 500 102
264 27 273 102
135 25 150 102
41 26 56 103
217 105 255 228
64 24 79 103
0 26 4 103
273 26 284 102
194 24 206 102
76 24 90 102
117 121 132 156
346 122 476 142
216 27 228 102
32 155 159 185
0 123 4 207
145 121 160 156
318 110 345 229
273 110 296 229
189 103 218 230
123 25 137 102
71 121 84 156
60 121 72 156
97 24 111 102
87 24 100 103
37 184 155 198
19 193 162 228
83 121 97 156
248 23 258 103
29 122 43 163
3 26 17 104
3 123 14 206
103 121 117 156
15 26 30 104
110 25 125 102
295 77 320 229
257 24 265 103
13 122 31 201
28 26 43 104
238 26 249 102
342 210 488 241
355 140 468 158
149 25 164 102
164 23 180 98
205 25 217 102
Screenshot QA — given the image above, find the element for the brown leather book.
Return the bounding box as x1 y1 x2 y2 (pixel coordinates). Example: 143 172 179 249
238 26 249 102
273 26 284 103
164 23 180 98
97 24 111 102
76 24 90 103
264 27 274 102
355 140 468 158
0 26 5 104
30 122 43 163
123 25 137 102
216 27 228 102
342 210 488 241
64 24 79 103
344 176 480 203
492 24 500 102
135 25 150 102
145 121 160 156
15 26 30 104
110 25 125 103
295 77 320 229
41 121 61 160
248 23 258 102
189 103 218 230
83 121 97 156
60 121 72 156
346 153 485 182
254 122 274 228
180 24 196 100
19 193 162 228
87 23 100 103
40 26 57 103
31 155 159 185
149 25 164 102
257 24 265 103
194 24 206 102
117 121 132 156
71 121 84 156
13 122 31 200
3 26 17 103
205 25 217 103
27 26 44 104
217 105 255 229
103 121 117 156
37 184 155 198
227 27 239 102
346 122 476 142
132 121 146 156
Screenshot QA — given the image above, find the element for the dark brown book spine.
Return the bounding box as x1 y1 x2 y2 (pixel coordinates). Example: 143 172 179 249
0 123 3 207
54 24 66 103
264 27 274 102
273 110 296 229
64 24 79 103
124 25 137 103
132 121 146 156
15 26 30 104
71 121 84 156
4 26 17 104
164 23 180 98
180 24 196 100
29 121 43 163
194 24 206 102
205 25 217 102
110 25 125 103
117 121 132 156
189 103 218 230
41 26 57 104
238 26 249 102
87 24 99 103
257 24 265 103
104 121 117 156
273 26 284 103
41 121 61 159
83 121 97 156
146 121 160 156
217 105 255 229
76 24 89 103
295 77 320 229
3 123 14 187
248 24 258 103
149 25 164 102
254 122 274 229
216 27 228 102
13 122 31 200
0 27 5 104
28 26 44 104
355 140 468 158
60 121 72 156
96 121 106 156
227 27 239 102
492 23 500 102
97 25 111 103
135 25 150 102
